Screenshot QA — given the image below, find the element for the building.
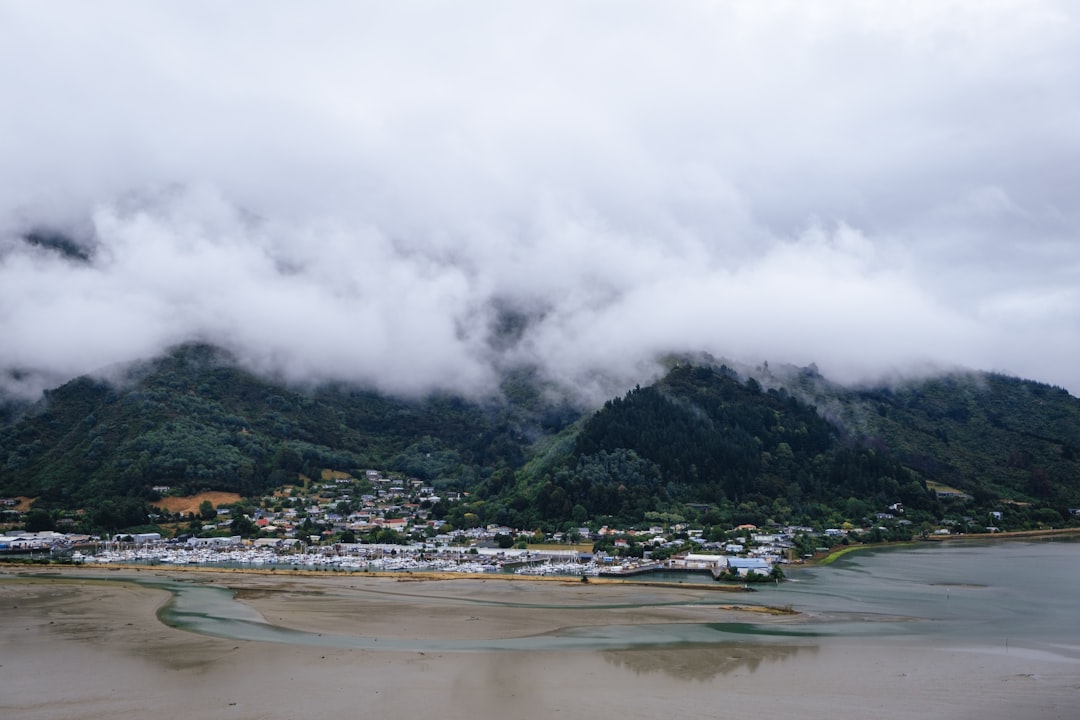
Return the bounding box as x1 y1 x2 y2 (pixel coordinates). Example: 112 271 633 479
727 557 774 577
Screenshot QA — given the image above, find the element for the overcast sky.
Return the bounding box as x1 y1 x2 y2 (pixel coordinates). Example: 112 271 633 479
1 1 1078 402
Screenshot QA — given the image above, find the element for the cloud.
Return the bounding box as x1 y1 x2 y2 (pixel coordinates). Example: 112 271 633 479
0 1 1078 401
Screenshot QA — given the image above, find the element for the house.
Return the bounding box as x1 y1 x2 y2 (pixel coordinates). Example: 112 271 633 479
377 518 408 531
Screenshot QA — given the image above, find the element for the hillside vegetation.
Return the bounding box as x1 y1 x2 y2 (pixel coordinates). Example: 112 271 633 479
2 345 1079 534
0 344 560 528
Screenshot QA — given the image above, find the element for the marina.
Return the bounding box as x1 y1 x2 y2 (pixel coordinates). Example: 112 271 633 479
70 542 741 580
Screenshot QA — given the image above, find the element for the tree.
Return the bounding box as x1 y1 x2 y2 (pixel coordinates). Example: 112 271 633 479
199 500 217 520
571 504 588 524
1031 507 1063 527
231 513 257 538
25 508 55 532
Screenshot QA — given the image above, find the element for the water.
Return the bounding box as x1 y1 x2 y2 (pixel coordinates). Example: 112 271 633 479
27 538 1080 659
7 540 1080 720
151 578 762 652
744 538 1080 658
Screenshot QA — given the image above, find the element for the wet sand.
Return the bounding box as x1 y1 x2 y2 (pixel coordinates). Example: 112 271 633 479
2 566 1076 720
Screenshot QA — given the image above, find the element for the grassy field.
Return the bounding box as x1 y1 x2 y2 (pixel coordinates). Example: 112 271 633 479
925 480 966 495
153 491 243 515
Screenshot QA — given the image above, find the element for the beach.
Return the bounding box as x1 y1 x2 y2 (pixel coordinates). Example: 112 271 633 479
2 564 1077 720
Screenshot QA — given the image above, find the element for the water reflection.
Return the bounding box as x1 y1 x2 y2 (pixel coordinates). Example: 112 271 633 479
604 644 815 680
152 577 795 652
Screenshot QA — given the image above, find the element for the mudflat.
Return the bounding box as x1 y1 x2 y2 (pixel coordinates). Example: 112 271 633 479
1 566 1075 720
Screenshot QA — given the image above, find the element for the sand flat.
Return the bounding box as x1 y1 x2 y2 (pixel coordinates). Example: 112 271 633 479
2 566 1077 720
229 573 761 640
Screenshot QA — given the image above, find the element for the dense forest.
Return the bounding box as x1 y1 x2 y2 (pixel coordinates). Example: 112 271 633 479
2 344 1079 534
473 364 939 532
0 345 565 529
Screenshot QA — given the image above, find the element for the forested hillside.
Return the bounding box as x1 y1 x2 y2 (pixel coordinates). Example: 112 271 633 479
486 364 937 531
2 346 1079 534
486 364 1080 531
782 370 1080 510
0 344 565 527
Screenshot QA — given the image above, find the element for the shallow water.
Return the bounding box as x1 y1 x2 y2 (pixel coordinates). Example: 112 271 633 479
25 538 1080 659
749 538 1080 658
155 577 785 651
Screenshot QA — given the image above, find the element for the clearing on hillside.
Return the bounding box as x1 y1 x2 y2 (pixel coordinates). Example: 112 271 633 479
154 491 243 515
9 496 36 512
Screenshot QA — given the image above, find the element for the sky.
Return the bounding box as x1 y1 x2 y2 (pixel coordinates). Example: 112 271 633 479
1 1 1078 403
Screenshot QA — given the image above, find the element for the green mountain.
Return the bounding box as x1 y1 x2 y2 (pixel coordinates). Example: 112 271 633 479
0 344 574 526
2 346 1079 534
491 363 1080 532
782 368 1080 505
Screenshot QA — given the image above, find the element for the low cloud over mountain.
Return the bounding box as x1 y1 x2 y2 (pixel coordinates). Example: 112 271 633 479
1 2 1078 401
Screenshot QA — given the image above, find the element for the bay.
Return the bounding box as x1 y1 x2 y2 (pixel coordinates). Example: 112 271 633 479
5 538 1080 720
131 537 1080 660
746 538 1080 659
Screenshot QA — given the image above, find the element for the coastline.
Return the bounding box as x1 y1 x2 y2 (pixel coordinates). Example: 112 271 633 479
812 526 1080 566
1 564 798 652
0 559 758 591
920 526 1080 542
4 551 1078 720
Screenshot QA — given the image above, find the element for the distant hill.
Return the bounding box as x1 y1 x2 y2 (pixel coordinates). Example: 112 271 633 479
2 345 1078 534
781 369 1080 508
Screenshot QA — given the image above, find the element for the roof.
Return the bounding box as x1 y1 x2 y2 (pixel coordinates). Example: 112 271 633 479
727 557 772 569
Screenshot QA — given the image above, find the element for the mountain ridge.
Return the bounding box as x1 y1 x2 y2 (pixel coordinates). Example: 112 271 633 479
2 344 1078 534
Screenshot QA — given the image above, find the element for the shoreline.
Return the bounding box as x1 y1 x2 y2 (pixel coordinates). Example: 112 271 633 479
919 526 1080 542
0 558 760 591
1 563 803 645
4 545 1078 720
3 562 806 622
811 526 1080 565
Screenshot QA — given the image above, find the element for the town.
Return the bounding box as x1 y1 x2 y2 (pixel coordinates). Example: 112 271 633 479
6 466 1039 581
